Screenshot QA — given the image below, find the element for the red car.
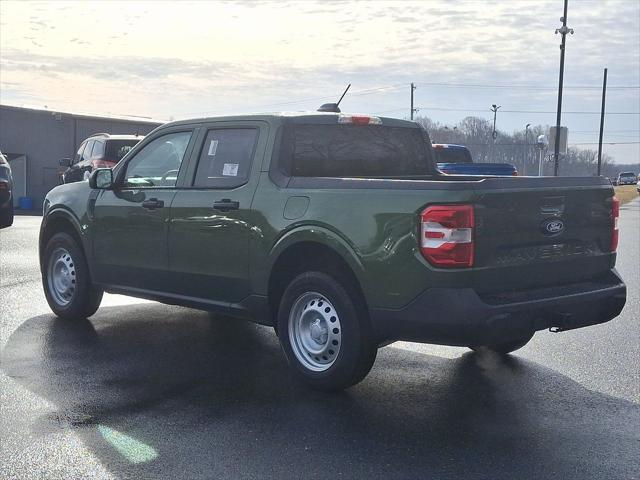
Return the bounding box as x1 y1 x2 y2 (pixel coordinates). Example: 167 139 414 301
60 133 143 183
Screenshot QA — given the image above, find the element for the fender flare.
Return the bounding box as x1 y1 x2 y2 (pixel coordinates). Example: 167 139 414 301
39 207 88 267
262 224 367 294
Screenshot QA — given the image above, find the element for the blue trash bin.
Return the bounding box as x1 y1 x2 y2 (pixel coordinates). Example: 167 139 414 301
18 197 33 210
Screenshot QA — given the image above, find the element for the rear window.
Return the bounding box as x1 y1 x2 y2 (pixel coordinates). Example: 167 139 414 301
279 124 432 178
619 172 636 178
105 139 140 162
433 146 472 164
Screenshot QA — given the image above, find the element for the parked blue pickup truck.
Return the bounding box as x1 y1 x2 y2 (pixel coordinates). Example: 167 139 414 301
434 144 518 176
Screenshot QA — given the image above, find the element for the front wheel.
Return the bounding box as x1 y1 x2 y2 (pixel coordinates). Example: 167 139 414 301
42 232 103 320
0 202 13 228
470 332 534 355
277 271 377 391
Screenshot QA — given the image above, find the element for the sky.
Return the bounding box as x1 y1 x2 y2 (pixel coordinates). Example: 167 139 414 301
1 0 639 163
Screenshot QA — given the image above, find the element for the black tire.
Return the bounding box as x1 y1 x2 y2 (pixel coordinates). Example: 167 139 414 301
470 332 534 355
277 271 377 391
0 202 13 228
42 232 103 320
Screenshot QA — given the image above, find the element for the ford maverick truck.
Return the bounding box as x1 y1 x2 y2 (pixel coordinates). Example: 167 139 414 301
39 112 626 390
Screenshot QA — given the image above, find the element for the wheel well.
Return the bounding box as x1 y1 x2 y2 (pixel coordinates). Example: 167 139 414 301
267 242 367 322
40 215 84 263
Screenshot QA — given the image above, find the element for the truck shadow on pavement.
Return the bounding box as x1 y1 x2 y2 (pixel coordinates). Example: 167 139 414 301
3 303 639 480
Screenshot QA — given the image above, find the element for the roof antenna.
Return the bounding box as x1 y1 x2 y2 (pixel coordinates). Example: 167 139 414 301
318 84 351 113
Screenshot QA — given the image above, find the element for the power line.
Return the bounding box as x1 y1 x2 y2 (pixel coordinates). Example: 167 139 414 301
417 106 640 115
415 81 639 90
176 83 408 116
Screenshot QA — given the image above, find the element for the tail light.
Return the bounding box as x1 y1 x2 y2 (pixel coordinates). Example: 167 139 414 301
611 196 620 252
420 204 474 268
92 160 111 169
338 115 382 125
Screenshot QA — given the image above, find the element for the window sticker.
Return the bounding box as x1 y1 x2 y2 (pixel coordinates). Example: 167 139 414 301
222 163 239 176
207 140 219 156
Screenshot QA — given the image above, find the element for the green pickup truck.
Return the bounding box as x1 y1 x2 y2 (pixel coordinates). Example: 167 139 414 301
39 112 626 390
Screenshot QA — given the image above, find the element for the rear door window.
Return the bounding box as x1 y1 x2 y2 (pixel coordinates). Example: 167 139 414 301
280 124 432 178
193 128 258 188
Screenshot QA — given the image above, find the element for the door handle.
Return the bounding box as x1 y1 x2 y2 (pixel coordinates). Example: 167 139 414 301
142 198 164 210
213 199 240 211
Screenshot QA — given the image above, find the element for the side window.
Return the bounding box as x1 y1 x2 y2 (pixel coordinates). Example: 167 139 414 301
193 128 258 188
92 140 105 159
123 131 192 187
80 140 95 163
74 142 87 165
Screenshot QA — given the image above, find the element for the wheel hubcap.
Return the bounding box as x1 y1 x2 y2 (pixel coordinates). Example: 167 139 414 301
288 292 342 372
47 247 77 306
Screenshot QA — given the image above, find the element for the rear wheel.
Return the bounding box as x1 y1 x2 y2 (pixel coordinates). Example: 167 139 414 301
277 271 377 391
470 332 534 355
42 232 103 320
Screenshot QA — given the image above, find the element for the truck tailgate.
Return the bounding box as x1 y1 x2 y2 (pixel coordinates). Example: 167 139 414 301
471 177 615 294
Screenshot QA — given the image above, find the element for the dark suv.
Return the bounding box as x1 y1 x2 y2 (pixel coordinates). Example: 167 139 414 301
0 150 13 228
60 133 142 183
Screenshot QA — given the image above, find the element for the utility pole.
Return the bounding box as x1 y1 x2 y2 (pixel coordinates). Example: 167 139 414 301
553 0 574 176
597 68 608 176
410 83 418 120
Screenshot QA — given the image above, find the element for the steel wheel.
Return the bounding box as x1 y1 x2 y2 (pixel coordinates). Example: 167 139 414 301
288 291 342 372
47 247 77 306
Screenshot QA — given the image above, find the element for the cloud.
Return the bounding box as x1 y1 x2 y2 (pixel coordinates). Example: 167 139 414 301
0 0 637 163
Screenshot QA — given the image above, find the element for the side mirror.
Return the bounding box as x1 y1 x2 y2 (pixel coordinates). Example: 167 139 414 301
59 158 71 167
89 168 113 189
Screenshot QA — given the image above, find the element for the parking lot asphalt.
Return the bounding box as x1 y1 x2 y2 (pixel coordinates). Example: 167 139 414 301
1 200 638 480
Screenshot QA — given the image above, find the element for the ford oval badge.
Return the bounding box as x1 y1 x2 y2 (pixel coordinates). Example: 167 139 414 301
542 219 565 235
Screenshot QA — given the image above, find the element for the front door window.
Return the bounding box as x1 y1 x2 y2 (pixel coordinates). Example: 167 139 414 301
123 131 192 187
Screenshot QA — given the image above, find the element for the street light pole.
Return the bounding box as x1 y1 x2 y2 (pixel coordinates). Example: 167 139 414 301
524 123 531 176
410 83 418 120
490 104 501 162
490 104 501 142
553 0 574 176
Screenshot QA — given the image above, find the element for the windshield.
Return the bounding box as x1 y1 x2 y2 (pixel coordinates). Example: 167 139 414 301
105 139 141 162
433 146 473 164
619 173 636 178
279 124 433 178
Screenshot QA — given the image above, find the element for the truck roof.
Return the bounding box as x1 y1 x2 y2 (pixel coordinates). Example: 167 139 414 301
161 112 418 129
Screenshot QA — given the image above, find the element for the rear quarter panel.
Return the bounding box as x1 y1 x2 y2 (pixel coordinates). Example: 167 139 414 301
250 174 478 309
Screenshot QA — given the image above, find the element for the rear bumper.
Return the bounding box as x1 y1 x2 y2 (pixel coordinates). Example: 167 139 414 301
370 269 626 346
